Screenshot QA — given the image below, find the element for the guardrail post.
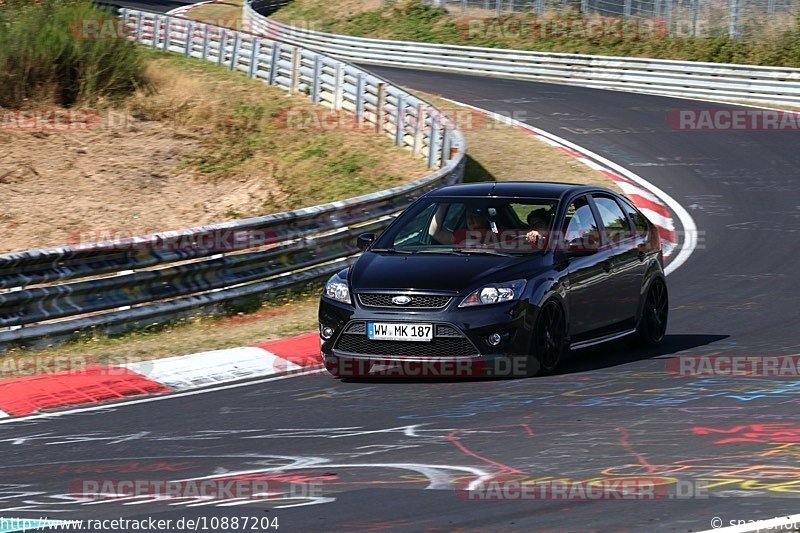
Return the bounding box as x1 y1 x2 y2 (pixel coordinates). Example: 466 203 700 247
290 47 301 94
413 104 425 157
394 94 406 146
135 11 143 43
311 55 322 103
152 17 160 48
333 63 344 111
355 73 366 126
184 21 194 56
201 24 210 60
496 0 502 15
460 0 467 13
691 0 699 36
268 43 280 85
441 127 451 165
217 28 227 65
162 16 171 51
375 82 386 134
249 38 261 78
768 0 776 15
230 32 241 71
728 0 739 38
664 0 673 34
427 110 439 169
581 0 589 15
624 0 632 17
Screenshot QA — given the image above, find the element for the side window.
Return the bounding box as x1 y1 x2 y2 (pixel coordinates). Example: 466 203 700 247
593 195 633 245
620 199 650 238
392 203 437 247
563 196 601 253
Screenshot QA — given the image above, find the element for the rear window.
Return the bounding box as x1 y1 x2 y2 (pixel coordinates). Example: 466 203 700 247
620 198 649 236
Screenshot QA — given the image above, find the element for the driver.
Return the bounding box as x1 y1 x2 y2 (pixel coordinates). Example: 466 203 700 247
430 206 495 246
524 209 550 249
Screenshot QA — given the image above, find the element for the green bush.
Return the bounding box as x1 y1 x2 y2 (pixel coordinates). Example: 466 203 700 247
0 0 148 108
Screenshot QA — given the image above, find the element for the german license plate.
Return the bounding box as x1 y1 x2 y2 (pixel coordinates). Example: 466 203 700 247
367 322 433 342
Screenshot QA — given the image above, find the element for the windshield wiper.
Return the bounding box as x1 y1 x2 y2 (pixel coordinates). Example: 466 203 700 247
369 248 415 254
453 248 513 257
371 248 512 257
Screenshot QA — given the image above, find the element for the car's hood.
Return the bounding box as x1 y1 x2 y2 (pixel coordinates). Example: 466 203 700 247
350 251 544 293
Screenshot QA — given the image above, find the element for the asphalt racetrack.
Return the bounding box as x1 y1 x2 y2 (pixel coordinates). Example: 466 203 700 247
4 8 800 531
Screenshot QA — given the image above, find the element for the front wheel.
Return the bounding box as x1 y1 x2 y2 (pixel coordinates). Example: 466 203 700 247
529 300 568 376
633 277 669 347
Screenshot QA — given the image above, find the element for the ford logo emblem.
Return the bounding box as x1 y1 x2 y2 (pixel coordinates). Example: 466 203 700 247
392 295 412 305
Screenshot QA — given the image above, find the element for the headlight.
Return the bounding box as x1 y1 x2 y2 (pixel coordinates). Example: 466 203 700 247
323 272 351 304
459 279 526 307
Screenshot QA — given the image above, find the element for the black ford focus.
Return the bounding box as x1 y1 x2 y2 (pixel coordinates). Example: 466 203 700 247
318 182 668 378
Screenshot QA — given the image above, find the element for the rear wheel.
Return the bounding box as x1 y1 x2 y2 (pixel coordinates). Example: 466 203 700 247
633 278 669 347
529 300 567 376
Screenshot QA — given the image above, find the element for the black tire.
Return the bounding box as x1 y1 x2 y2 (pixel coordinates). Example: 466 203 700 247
529 300 568 376
633 277 669 347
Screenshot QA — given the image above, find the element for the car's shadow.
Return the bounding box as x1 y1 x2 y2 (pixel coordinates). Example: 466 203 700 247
553 333 730 375
339 333 729 384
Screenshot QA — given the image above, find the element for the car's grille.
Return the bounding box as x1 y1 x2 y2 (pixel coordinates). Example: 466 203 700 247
357 293 452 309
335 321 479 357
435 324 461 337
344 322 366 334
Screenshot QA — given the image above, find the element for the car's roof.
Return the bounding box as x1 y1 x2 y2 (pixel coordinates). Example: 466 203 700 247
426 181 614 200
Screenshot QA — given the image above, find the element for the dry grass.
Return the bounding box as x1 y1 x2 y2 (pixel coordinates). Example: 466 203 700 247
418 91 621 191
0 52 430 252
182 0 245 29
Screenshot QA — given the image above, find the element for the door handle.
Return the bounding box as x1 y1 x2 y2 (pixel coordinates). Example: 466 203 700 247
602 261 612 273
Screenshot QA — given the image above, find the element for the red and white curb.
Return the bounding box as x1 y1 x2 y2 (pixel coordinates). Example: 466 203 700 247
0 333 321 418
444 98 698 275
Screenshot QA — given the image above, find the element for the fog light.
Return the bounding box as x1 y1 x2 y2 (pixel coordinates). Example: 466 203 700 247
487 333 502 346
321 326 334 340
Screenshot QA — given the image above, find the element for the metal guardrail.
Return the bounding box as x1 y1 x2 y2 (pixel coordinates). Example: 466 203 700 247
245 0 800 106
0 9 466 352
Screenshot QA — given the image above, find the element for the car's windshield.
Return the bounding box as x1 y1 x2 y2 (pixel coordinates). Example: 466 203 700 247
373 197 559 255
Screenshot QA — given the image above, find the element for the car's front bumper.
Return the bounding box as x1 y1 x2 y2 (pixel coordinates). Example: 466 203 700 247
318 296 537 378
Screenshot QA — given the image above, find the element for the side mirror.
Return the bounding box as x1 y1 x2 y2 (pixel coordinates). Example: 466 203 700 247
357 233 376 251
